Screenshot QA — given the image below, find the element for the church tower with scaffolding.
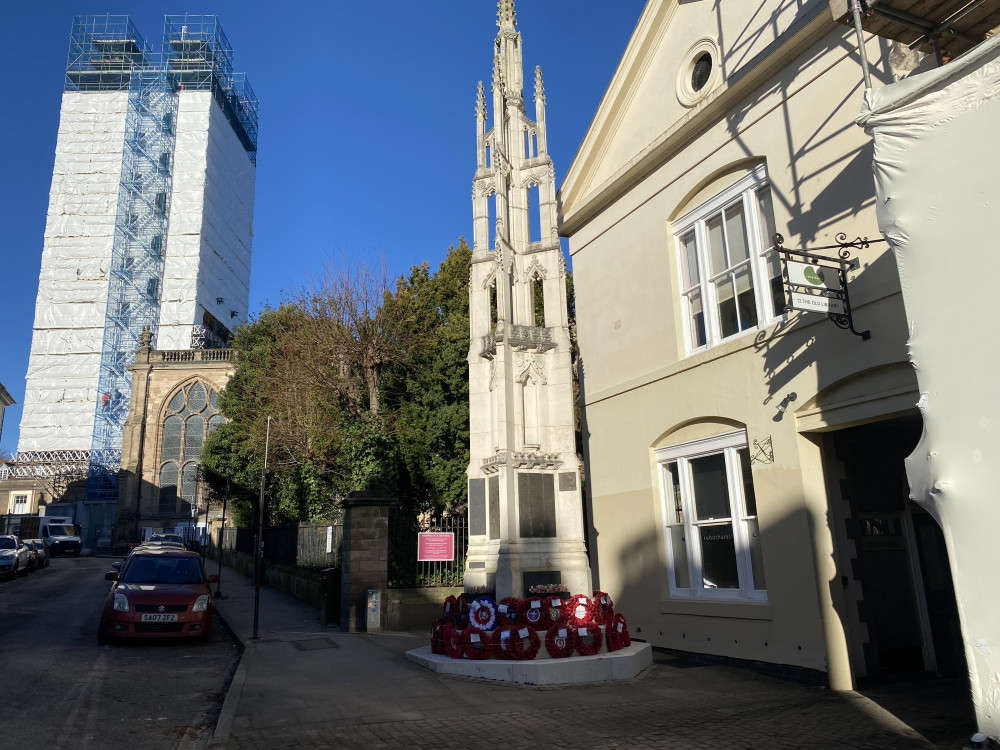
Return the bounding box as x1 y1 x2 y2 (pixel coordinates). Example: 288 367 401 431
15 15 257 510
465 1 591 599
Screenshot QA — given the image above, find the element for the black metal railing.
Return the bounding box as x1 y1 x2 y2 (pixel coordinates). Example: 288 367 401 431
388 512 467 588
220 522 342 569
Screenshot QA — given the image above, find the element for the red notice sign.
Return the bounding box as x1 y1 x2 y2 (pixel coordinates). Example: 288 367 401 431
417 532 454 562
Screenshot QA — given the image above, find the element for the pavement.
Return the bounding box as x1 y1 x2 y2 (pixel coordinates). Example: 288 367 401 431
208 562 978 750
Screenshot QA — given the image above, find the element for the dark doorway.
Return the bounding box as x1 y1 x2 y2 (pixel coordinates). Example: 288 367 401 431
833 415 965 679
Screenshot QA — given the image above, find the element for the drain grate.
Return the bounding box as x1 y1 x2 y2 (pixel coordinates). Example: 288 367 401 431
291 637 339 651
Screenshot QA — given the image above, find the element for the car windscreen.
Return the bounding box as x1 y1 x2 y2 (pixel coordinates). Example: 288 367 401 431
122 557 205 584
50 525 77 536
0 538 15 549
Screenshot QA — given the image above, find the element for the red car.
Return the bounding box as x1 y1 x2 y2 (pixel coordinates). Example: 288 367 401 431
98 548 219 644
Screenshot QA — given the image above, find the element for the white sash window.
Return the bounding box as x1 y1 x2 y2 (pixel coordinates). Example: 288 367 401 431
657 430 767 601
675 166 784 353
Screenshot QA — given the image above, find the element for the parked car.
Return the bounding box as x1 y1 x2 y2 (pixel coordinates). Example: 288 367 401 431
25 542 38 573
139 533 186 551
146 533 185 546
0 535 32 578
140 540 186 551
27 539 49 569
98 548 219 644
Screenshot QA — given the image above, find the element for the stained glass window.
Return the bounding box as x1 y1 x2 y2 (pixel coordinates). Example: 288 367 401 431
162 416 182 461
159 463 178 513
158 381 225 516
188 382 206 412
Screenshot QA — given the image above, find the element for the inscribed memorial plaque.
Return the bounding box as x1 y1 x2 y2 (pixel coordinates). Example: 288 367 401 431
518 472 556 538
488 476 500 540
469 478 486 536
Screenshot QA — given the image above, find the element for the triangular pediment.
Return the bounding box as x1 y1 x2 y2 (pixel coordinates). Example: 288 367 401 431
558 0 833 230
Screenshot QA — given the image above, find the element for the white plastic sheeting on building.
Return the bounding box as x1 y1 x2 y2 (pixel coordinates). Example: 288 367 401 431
858 33 1000 741
19 88 255 452
19 92 127 452
157 91 253 351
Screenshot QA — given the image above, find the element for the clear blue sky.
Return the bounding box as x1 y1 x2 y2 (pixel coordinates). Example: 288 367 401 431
0 1 645 453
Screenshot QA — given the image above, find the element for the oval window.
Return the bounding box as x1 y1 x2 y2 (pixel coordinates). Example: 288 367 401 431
691 53 713 92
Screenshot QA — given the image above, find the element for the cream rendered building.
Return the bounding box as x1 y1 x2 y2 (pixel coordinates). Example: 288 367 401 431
559 0 966 693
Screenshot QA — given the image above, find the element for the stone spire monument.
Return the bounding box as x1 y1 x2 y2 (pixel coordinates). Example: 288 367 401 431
465 1 591 599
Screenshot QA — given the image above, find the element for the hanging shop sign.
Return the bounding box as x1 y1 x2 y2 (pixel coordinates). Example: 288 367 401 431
417 531 455 562
775 232 885 341
784 260 846 315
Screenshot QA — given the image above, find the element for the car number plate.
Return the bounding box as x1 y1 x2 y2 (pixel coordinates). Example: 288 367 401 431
140 613 178 622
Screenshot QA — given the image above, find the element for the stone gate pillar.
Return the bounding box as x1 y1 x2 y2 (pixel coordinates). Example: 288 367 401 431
339 491 393 632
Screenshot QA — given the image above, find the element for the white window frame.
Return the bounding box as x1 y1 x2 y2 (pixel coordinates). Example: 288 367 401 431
12 493 29 514
656 430 766 601
673 165 783 354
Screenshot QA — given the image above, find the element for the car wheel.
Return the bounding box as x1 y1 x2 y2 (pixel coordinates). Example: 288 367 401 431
97 630 110 646
72 551 81 557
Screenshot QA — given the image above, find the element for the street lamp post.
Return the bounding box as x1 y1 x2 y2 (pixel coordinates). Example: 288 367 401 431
252 416 271 641
215 491 227 599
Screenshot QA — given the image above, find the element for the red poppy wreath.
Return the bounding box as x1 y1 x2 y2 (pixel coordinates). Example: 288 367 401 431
564 594 597 627
574 623 603 656
442 623 464 659
592 590 615 625
545 596 567 627
544 625 576 658
524 595 547 630
497 597 522 628
509 626 541 660
461 625 492 660
491 627 516 659
469 596 499 632
430 618 447 654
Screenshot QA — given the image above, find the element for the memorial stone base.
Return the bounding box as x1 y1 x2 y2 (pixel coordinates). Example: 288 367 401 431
405 640 652 685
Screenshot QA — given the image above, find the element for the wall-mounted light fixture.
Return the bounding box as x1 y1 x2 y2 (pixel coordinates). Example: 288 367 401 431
216 297 224 304
230 310 239 319
776 392 798 413
772 392 798 423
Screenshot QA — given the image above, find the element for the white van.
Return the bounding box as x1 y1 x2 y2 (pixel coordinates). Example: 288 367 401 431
40 517 82 557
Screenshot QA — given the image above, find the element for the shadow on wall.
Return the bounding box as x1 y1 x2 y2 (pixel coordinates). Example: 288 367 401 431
610 497 821 672
577 352 600 589
604 482 974 745
721 25 879 248
755 249 901 407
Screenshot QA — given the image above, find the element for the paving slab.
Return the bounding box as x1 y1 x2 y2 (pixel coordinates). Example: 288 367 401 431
208 562 976 749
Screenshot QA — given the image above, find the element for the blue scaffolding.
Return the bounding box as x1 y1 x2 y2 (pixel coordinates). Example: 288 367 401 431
65 15 153 92
76 15 258 502
163 15 259 164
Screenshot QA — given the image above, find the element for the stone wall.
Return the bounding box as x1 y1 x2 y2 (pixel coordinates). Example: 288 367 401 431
339 493 392 632
387 586 463 631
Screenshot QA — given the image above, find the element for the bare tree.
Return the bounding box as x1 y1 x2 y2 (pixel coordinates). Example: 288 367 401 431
304 253 420 414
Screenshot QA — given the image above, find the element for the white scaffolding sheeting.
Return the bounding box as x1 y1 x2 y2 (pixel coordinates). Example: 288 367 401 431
18 92 127 452
157 91 253 350
858 33 1000 741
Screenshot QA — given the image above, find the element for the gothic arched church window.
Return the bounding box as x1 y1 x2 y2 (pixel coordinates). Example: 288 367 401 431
157 381 223 514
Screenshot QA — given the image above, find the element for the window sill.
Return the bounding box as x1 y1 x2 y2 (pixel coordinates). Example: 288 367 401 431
660 598 772 620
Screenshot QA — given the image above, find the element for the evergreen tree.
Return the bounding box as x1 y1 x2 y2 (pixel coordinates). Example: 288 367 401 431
393 239 472 516
201 242 473 522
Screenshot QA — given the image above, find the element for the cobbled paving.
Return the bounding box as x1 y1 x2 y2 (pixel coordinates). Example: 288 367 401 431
219 665 941 750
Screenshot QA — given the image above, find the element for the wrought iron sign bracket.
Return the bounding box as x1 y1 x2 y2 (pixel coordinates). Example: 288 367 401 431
774 232 886 341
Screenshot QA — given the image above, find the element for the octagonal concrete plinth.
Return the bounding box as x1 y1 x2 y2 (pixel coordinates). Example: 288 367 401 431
405 642 652 685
